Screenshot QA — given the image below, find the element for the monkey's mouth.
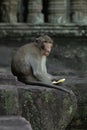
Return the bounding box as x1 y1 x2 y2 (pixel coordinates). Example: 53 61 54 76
45 50 50 56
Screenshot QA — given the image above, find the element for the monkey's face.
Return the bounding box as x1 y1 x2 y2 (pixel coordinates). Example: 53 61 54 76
42 42 53 56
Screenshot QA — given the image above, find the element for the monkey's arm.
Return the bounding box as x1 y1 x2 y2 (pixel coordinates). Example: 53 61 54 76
47 73 55 80
35 72 52 84
30 59 52 84
47 73 60 81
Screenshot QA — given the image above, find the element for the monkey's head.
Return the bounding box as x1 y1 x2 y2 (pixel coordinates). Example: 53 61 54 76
35 35 53 56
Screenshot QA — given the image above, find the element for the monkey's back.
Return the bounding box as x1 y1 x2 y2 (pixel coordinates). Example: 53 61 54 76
11 43 41 76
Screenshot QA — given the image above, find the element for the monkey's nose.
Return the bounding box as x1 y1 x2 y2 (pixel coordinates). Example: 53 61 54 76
47 48 51 52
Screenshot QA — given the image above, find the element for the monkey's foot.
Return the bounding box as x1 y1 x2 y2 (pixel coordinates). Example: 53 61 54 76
52 78 66 85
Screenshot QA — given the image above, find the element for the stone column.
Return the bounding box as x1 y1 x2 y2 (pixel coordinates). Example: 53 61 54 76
27 0 44 24
71 0 87 24
1 0 18 23
17 0 24 22
65 0 71 23
48 0 66 24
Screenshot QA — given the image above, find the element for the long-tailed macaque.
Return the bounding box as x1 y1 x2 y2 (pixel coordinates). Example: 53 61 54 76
11 35 77 130
11 35 76 96
11 35 54 84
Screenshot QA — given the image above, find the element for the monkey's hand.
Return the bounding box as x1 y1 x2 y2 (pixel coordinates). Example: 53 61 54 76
52 78 66 85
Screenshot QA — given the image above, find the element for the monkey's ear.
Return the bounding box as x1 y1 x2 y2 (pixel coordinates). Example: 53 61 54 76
35 38 41 44
35 38 38 43
35 38 42 49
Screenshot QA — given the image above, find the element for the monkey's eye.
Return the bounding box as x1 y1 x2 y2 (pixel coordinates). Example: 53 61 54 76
43 40 47 43
44 40 53 44
41 45 45 50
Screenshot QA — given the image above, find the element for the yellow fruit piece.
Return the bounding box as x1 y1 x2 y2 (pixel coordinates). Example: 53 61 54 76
52 78 66 84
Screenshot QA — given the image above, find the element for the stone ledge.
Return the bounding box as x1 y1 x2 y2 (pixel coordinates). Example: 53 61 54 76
0 76 77 130
0 24 87 37
0 72 86 130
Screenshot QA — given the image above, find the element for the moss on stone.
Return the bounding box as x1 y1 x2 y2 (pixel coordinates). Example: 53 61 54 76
0 89 19 115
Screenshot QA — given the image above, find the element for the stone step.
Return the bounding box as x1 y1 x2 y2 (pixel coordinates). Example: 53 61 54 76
0 116 32 130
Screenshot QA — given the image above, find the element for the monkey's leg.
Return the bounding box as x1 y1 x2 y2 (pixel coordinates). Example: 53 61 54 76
17 75 38 84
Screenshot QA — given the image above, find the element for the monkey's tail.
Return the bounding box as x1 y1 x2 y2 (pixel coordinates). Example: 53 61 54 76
26 81 73 94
